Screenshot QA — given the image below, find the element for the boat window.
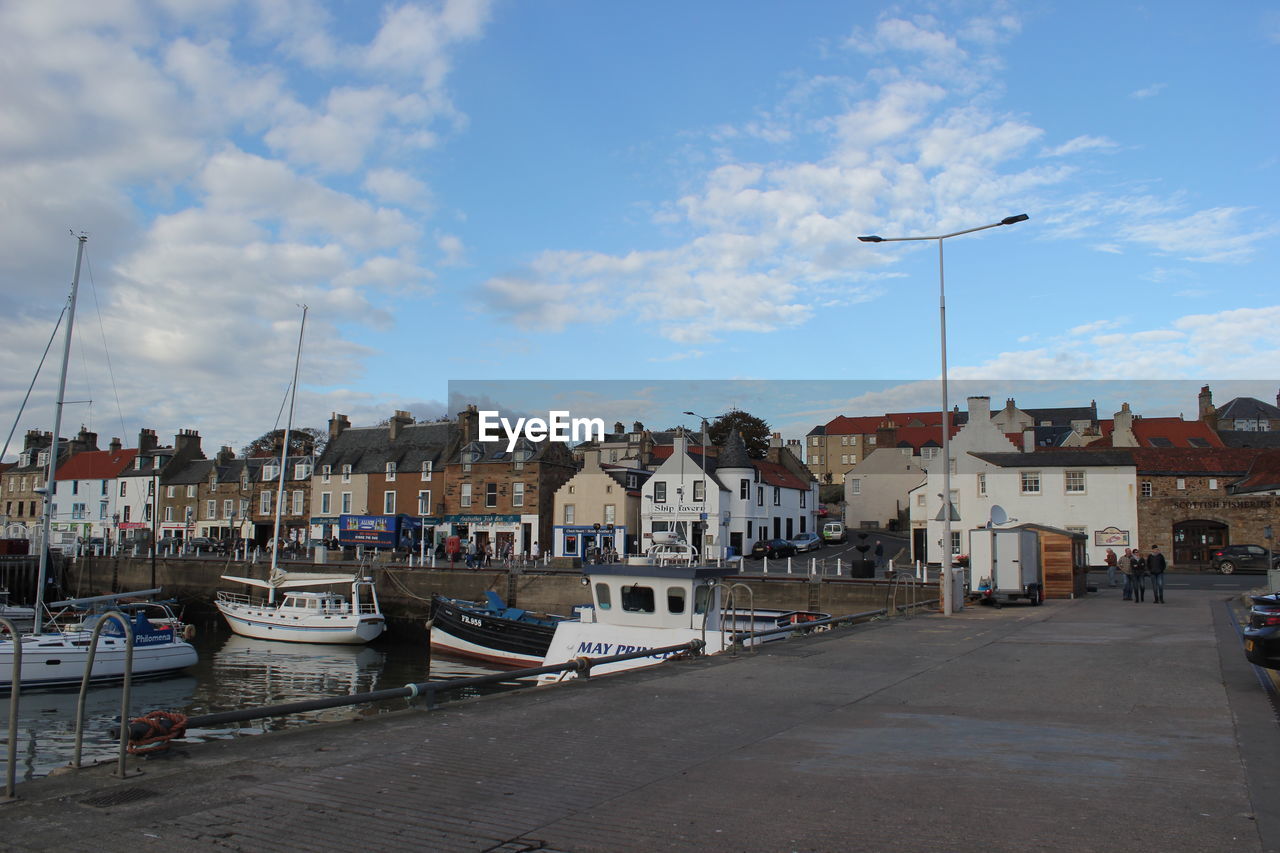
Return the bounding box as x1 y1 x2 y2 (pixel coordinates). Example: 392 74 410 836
667 587 686 614
595 582 611 610
694 585 712 614
621 585 655 613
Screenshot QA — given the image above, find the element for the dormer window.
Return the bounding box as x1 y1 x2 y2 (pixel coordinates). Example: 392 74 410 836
341 464 351 483
263 463 279 482
421 460 433 481
385 461 396 481
38 451 49 467
295 461 311 480
135 457 144 470
321 464 332 483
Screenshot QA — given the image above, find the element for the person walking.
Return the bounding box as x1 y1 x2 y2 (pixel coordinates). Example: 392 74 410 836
874 540 884 570
1117 548 1135 600
1130 549 1148 603
1146 544 1167 603
1104 548 1119 588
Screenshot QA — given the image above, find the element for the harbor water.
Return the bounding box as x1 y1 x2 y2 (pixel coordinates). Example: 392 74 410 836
2 620 525 784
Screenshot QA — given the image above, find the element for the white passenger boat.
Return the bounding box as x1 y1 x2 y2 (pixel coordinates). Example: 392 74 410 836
215 572 385 645
0 590 198 689
538 564 826 683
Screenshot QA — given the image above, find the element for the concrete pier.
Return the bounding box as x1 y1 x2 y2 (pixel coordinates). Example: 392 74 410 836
5 588 1276 852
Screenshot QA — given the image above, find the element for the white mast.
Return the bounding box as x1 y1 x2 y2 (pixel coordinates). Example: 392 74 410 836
267 305 308 602
33 232 88 633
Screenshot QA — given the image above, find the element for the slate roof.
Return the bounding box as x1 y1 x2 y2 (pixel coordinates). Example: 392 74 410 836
717 431 752 469
972 450 1135 468
1021 403 1098 426
163 458 215 486
1215 396 1280 421
320 421 455 474
1218 430 1280 449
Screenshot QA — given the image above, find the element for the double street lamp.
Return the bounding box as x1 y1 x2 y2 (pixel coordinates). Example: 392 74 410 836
859 214 1029 615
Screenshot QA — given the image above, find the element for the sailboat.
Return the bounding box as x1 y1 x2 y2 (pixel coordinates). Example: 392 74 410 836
213 307 386 645
0 234 198 689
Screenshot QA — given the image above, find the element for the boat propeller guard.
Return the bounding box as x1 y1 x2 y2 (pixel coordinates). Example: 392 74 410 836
127 711 189 754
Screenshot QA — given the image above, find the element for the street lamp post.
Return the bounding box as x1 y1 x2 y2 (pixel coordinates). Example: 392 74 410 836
859 214 1028 616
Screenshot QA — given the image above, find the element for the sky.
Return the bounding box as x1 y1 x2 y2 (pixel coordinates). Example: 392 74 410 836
1 0 1277 459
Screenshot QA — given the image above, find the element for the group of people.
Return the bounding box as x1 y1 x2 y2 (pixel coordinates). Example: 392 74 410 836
1103 545 1168 603
439 536 537 569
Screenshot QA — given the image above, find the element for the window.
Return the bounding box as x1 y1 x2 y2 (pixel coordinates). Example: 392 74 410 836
260 491 272 513
486 483 497 508
667 587 686 614
1208 478 1218 490
595 582 612 610
512 482 524 507
341 492 352 514
1176 478 1186 490
123 505 131 522
773 486 780 506
383 491 395 513
263 464 278 482
144 503 152 522
848 455 857 466
99 501 108 519
341 464 351 483
187 485 197 498
322 464 332 483
165 484 176 498
295 461 311 480
604 504 616 524
101 480 109 495
654 481 667 503
849 479 861 496
740 478 749 499
417 490 431 515
841 454 848 465
1065 471 1086 494
916 493 925 507
800 490 807 507
693 480 705 502
422 460 432 481
950 531 961 554
757 486 763 506
841 436 848 446
460 484 472 508
184 506 194 522
386 461 396 481
320 492 332 514
867 437 876 446
921 447 940 460
207 499 217 519
810 436 819 446
71 481 79 495
564 504 575 524
293 490 304 515
977 473 987 495
223 499 233 519
1141 481 1153 497
1020 471 1041 494
71 502 86 519
621 585 655 613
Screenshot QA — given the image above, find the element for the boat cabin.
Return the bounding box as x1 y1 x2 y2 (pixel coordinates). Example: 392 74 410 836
581 564 737 631
278 591 351 615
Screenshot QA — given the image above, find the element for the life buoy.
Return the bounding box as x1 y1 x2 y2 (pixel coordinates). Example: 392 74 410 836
182 624 197 641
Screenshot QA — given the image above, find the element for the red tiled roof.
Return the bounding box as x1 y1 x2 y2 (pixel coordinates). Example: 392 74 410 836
1092 418 1223 448
54 448 138 480
824 411 948 434
649 445 715 461
754 459 809 491
1129 447 1260 474
1232 450 1280 492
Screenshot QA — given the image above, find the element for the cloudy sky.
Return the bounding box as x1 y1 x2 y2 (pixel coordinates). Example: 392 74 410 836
2 0 1277 458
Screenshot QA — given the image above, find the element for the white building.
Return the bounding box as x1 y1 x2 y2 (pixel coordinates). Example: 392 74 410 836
640 432 729 559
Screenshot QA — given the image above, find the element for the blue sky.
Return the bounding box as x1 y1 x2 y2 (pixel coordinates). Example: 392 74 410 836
1 1 1277 457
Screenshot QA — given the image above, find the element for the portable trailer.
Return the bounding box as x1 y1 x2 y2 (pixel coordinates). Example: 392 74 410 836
969 528 1044 607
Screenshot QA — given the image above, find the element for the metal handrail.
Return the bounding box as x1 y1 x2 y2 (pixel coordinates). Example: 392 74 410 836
1 616 21 803
70 610 137 779
718 582 757 655
887 570 920 617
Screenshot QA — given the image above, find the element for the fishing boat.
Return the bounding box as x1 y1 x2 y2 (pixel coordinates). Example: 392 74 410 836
213 306 385 646
538 563 829 684
0 590 198 689
0 235 199 690
429 591 573 667
215 572 385 644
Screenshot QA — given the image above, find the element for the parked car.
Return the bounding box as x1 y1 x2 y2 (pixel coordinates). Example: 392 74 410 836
1211 544 1278 574
791 532 823 553
1243 592 1280 670
187 536 226 553
750 538 798 559
821 521 846 544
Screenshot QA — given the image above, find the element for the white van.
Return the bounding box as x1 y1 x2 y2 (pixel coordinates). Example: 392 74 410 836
822 521 847 544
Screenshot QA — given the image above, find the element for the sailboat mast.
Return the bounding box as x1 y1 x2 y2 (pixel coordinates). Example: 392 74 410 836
268 305 308 602
33 233 88 632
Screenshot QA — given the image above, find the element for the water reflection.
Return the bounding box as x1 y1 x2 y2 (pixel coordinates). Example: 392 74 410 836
2 625 523 783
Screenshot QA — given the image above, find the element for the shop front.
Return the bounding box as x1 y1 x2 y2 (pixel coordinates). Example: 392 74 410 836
554 523 627 560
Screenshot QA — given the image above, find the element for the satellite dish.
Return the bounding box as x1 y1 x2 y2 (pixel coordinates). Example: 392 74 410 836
989 505 1008 527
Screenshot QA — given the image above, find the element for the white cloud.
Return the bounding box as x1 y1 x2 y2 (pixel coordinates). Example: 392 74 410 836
1041 135 1118 157
1119 207 1278 263
1131 83 1166 99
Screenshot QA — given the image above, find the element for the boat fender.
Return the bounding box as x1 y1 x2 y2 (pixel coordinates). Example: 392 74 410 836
182 624 197 641
127 711 189 754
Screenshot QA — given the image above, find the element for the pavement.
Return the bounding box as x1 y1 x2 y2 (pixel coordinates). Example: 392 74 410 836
4 585 1278 853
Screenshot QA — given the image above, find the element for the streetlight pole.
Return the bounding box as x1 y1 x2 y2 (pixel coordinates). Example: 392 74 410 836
859 214 1028 615
682 411 723 562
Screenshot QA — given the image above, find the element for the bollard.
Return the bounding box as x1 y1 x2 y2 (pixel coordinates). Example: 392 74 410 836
837 557 842 576
787 557 792 574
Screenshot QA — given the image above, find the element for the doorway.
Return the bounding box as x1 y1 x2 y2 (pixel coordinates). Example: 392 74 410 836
1173 520 1227 566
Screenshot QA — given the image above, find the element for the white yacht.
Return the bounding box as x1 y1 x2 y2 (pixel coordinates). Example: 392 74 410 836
215 573 385 645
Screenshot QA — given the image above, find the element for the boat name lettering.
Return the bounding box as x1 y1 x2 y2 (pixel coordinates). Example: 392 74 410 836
576 641 673 660
461 614 483 627
478 410 605 452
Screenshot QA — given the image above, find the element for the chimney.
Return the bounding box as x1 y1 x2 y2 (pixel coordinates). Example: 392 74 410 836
137 428 159 454
583 448 602 470
967 396 991 422
876 419 899 451
329 413 350 442
108 437 122 453
389 410 413 441
1022 427 1036 452
632 421 643 434
217 445 235 465
613 421 624 434
1112 403 1137 447
71 426 98 454
1197 385 1217 429
770 432 782 449
174 428 202 457
458 404 479 443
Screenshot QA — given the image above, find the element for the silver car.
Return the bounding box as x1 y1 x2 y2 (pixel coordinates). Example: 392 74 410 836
791 532 823 553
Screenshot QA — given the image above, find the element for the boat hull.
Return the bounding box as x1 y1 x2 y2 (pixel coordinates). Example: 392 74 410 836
215 600 385 645
0 632 199 689
429 595 558 667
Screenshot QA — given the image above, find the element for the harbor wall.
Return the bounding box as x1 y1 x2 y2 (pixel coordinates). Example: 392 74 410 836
63 557 928 624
